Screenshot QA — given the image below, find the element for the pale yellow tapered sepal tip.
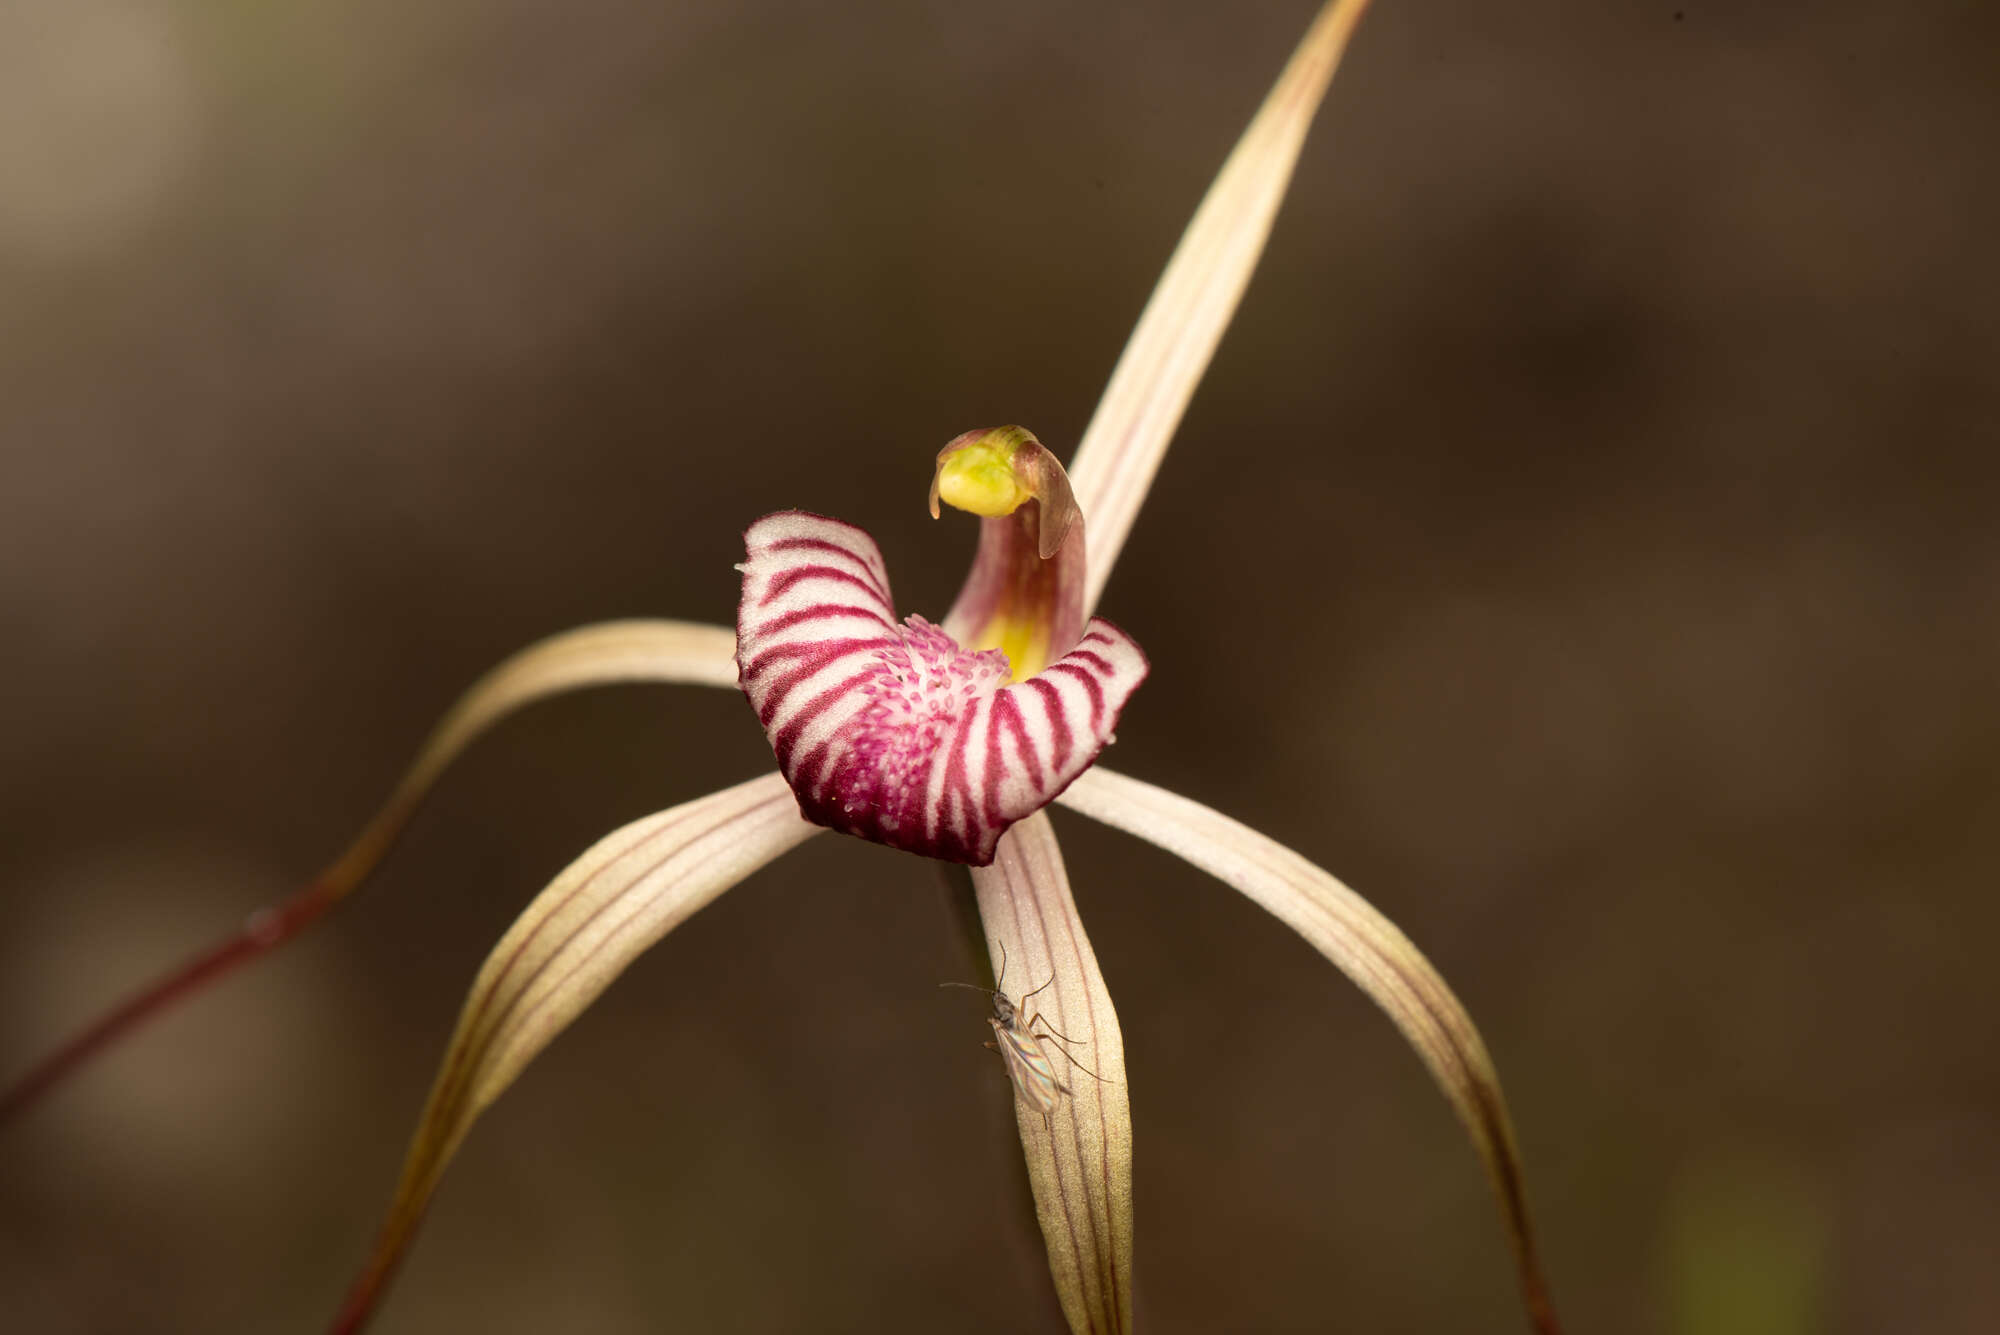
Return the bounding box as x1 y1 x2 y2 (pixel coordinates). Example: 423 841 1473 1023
1066 0 1376 614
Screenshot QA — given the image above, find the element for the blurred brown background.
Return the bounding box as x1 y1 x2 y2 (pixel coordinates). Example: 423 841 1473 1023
3 1 1995 1331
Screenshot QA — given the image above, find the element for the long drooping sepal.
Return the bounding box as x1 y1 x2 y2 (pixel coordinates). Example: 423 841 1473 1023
1066 0 1374 614
970 814 1132 1335
328 772 817 1335
0 619 741 1126
1056 768 1562 1335
736 512 1147 865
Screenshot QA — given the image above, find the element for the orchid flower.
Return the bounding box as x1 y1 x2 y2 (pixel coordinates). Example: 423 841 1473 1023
4 3 1562 1331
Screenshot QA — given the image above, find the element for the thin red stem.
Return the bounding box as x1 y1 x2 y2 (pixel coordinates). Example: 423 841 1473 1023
2 790 413 1124
0 876 344 1124
328 1227 416 1335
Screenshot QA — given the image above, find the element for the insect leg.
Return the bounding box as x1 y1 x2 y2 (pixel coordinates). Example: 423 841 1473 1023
1034 1029 1114 1084
1026 1011 1087 1045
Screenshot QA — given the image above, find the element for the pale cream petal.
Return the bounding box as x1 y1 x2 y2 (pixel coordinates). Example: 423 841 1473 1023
969 813 1133 1335
330 771 819 1332
1057 767 1561 1333
1067 0 1375 612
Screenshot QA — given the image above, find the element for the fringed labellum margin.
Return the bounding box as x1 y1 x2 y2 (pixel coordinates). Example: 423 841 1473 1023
735 429 1147 865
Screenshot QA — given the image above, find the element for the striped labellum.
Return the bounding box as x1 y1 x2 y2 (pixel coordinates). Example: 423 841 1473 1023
735 510 1147 865
943 944 1106 1121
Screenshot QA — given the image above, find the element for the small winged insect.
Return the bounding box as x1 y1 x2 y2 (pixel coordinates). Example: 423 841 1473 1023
942 943 1106 1122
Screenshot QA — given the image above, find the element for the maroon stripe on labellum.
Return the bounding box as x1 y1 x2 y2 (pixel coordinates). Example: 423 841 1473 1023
761 536 892 597
752 652 880 730
736 510 1147 865
788 738 835 796
1000 690 1043 784
1062 649 1116 675
742 634 891 685
941 700 978 853
763 534 880 560
1045 661 1108 732
759 565 888 608
984 692 1040 828
750 644 889 725
747 603 894 639
769 666 879 768
980 697 1012 829
1025 677 1074 771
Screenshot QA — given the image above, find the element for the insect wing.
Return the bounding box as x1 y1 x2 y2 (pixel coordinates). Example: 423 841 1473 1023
991 1016 1067 1116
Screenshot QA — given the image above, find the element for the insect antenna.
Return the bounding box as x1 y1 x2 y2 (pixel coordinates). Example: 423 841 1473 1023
939 940 1017 1001
1018 968 1056 1008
